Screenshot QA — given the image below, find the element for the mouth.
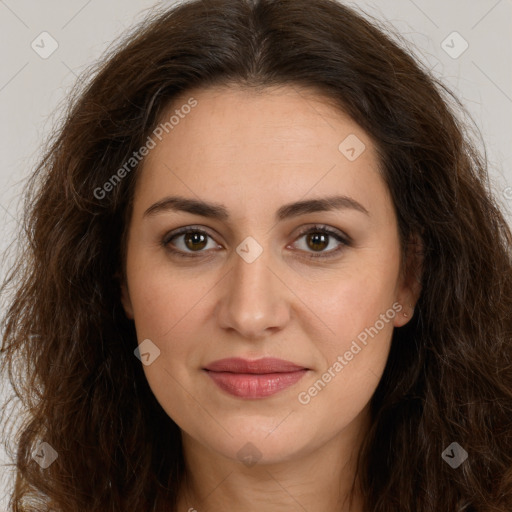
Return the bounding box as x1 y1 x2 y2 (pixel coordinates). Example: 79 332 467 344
203 357 309 399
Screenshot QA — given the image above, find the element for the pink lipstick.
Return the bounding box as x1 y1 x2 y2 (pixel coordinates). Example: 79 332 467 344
203 357 308 399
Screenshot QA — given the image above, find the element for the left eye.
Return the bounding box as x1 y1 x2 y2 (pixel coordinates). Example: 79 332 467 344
291 226 348 258
162 225 349 259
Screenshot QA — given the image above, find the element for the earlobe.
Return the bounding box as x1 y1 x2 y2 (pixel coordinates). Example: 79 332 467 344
393 302 415 328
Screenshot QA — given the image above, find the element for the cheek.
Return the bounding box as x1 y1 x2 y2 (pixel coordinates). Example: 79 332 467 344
127 265 212 421
296 277 397 420
127 256 214 340
305 250 401 351
295 250 400 408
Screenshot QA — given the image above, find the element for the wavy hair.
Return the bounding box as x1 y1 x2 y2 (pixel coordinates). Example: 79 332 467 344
1 0 511 510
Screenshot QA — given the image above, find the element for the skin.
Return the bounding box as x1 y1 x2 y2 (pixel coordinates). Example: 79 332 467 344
120 85 422 512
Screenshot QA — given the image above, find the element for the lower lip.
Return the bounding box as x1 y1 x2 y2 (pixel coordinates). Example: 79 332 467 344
204 369 308 398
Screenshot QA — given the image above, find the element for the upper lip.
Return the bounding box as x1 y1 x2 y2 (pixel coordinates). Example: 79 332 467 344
204 357 308 374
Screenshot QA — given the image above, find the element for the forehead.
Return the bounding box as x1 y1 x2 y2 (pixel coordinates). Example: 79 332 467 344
133 84 394 223
159 84 360 149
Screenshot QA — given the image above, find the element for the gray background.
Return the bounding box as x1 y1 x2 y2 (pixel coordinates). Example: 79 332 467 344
1 0 511 506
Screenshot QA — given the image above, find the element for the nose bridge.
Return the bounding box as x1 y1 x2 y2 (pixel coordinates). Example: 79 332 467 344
216 236 290 337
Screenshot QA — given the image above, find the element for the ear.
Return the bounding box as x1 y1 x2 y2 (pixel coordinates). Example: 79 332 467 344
114 270 134 320
393 233 423 328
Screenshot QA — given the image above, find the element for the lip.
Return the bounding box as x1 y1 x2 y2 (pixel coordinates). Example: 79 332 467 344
203 357 309 399
204 357 308 373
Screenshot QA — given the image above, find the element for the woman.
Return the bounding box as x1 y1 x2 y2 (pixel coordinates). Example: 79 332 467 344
1 0 511 510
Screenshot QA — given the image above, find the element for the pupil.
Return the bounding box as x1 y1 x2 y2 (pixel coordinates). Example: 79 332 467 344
309 233 328 251
185 232 207 250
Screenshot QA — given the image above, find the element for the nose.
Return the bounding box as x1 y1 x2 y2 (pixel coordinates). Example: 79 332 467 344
215 241 291 339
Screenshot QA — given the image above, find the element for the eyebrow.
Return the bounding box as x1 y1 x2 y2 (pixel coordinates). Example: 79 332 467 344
143 194 369 221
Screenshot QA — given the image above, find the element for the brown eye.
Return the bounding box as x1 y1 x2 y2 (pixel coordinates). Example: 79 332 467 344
292 225 349 259
162 227 220 257
183 232 208 251
305 232 330 252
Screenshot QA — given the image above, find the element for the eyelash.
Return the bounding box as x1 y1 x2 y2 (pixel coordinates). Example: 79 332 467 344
161 224 350 260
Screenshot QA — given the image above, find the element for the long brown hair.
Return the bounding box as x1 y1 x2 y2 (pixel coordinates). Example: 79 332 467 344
1 0 511 510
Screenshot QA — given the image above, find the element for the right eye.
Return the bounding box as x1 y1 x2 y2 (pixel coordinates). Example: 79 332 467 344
162 227 222 258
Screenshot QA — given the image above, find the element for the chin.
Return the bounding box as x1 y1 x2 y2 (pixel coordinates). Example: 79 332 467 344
199 427 311 467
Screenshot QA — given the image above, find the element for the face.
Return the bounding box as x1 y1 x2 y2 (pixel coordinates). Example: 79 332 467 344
120 85 420 466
